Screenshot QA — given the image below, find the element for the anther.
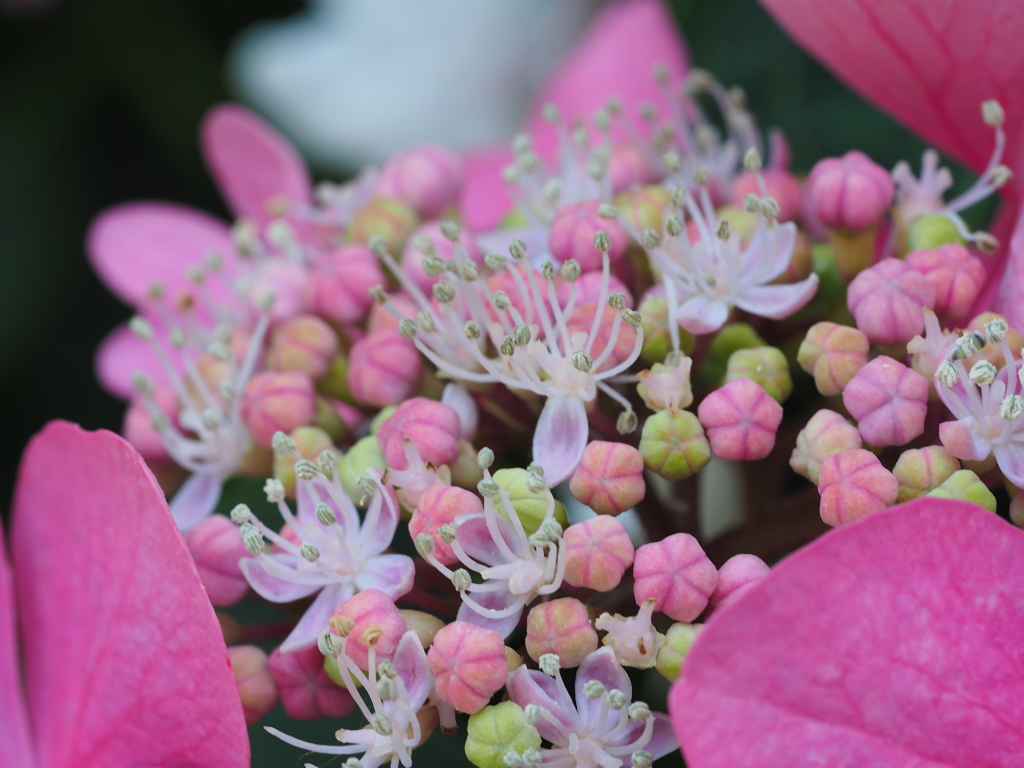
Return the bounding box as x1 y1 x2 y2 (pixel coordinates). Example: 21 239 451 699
539 654 561 677
985 318 1009 343
1001 395 1024 421
594 230 612 253
975 232 999 254
628 701 652 721
935 361 959 388
982 100 1005 128
632 751 654 768
513 324 532 347
541 261 556 280
743 147 763 172
368 235 389 257
969 360 997 386
617 410 639 435
417 310 436 332
485 252 508 270
318 630 343 656
399 318 419 339
492 291 511 311
624 309 642 328
264 478 286 503
317 450 338 475
560 259 581 282
607 689 627 710
300 543 320 563
370 713 393 736
129 316 154 341
329 615 355 637
509 239 528 261
316 503 337 526
477 447 495 469
760 197 781 219
452 568 472 592
272 432 297 456
583 679 606 699
573 349 594 373
665 214 683 237
716 220 732 241
478 478 500 497
415 534 435 557
230 504 253 524
662 151 682 173
438 524 456 544
608 292 626 311
433 281 456 304
500 337 515 356
640 228 660 249
131 371 155 397
440 220 461 242
294 459 318 480
464 321 482 340
241 525 265 555
597 203 619 219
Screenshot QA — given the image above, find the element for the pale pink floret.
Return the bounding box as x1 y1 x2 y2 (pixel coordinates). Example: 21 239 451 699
427 621 507 714
790 409 863 485
633 533 718 622
697 378 783 461
268 645 355 720
569 440 646 515
843 356 928 447
410 485 483 566
184 515 251 606
549 201 630 271
377 397 461 471
241 370 316 448
525 597 600 667
376 144 463 220
706 554 770 614
847 259 936 345
905 244 986 321
562 515 635 592
228 645 279 726
305 245 385 324
806 151 894 231
347 328 423 407
267 314 338 380
330 589 409 670
817 449 899 527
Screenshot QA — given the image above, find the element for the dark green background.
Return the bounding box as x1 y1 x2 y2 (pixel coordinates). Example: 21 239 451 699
0 0 943 763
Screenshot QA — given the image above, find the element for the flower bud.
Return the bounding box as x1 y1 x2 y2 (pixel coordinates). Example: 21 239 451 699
790 409 862 485
548 201 629 271
634 533 718 622
807 151 894 232
330 590 407 670
347 328 422 407
893 446 961 503
706 554 770 614
228 645 278 726
906 213 966 252
697 322 765 387
724 346 792 403
609 142 659 193
376 144 463 219
843 356 928 447
698 378 782 461
377 397 461 470
818 449 899 527
410 485 482 565
184 515 251 606
465 702 542 768
347 197 419 255
337 435 387 503
797 322 869 397
243 261 308 323
613 185 671 233
562 516 634 592
925 469 997 512
564 303 638 373
492 468 568 536
268 646 355 719
654 622 703 682
847 259 936 345
905 244 985 321
272 426 336 497
241 371 317 448
569 441 645 516
638 410 711 481
428 622 508 714
525 598 599 668
305 245 386 324
638 293 694 363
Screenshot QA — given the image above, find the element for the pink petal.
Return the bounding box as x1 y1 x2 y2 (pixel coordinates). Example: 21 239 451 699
94 322 166 399
671 498 1024 767
533 394 589 485
575 647 631 729
506 665 579 742
459 144 514 232
354 554 415 599
524 0 688 162
393 631 433 711
734 274 819 319
168 471 223 532
994 442 1024 488
11 422 248 767
358 485 400 555
675 295 730 335
456 588 524 639
87 202 233 306
443 382 479 440
201 103 312 227
456 515 521 568
0 524 33 768
239 555 322 603
280 584 352 653
992 200 1024 329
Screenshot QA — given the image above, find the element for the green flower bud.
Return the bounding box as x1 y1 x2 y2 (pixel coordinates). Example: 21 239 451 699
273 426 336 498
317 353 352 403
638 411 711 481
638 295 695 364
338 436 386 503
347 197 419 255
696 323 765 387
465 702 541 768
926 469 997 513
492 468 568 535
907 213 966 252
725 346 792 403
655 622 702 682
893 446 961 503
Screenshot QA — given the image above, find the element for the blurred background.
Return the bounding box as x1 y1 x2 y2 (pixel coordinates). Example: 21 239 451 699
0 0 942 759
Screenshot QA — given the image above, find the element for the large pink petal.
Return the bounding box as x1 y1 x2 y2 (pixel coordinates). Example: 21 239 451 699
524 0 689 162
87 202 233 306
0 524 33 768
991 199 1024 328
94 322 163 399
11 422 248 768
670 498 1024 767
201 103 312 227
461 143 515 232
533 394 589 485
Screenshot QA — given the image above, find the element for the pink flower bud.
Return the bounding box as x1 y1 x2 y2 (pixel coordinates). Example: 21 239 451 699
377 397 461 470
847 259 936 345
706 554 770 614
525 598 598 668
184 515 250 606
938 419 989 462
905 244 985 321
348 197 419 255
241 371 316 448
697 378 783 461
730 169 803 222
790 409 862 485
428 621 508 714
843 356 928 447
806 151 894 231
548 201 629 271
797 322 869 397
245 261 309 323
410 485 483 565
401 221 483 294
554 270 633 308
893 446 961 503
724 346 792 403
367 291 419 335
347 328 422 407
608 141 659 193
376 145 463 220
633 533 718 622
306 245 385 324
818 448 899 526
228 645 278 726
569 441 645 515
563 516 634 592
268 645 355 720
565 302 638 372
330 590 408 670
267 314 339 380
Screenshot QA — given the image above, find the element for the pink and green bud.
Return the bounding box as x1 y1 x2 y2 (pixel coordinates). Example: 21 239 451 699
797 322 869 397
228 645 278 726
905 244 985 321
377 397 461 470
306 244 385 324
636 356 694 414
525 598 598 668
241 370 317 448
549 200 629 271
965 312 1024 370
790 409 862 484
183 514 250 606
411 485 483 565
347 328 422 407
398 610 446 649
376 144 463 219
698 378 783 462
893 446 961 503
613 184 671 232
329 589 408 670
316 354 351 403
706 554 770 614
725 346 792 403
847 258 936 345
268 645 355 720
347 196 419 254
273 425 335 497
465 702 542 768
492 467 568 535
337 435 386 502
562 516 634 592
818 449 899 527
926 469 997 513
906 213 966 252
449 439 486 488
569 441 646 516
428 621 508 714
842 356 928 447
697 322 765 387
633 533 718 622
639 294 681 363
267 314 339 381
639 410 711 481
654 622 703 683
807 151 894 232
